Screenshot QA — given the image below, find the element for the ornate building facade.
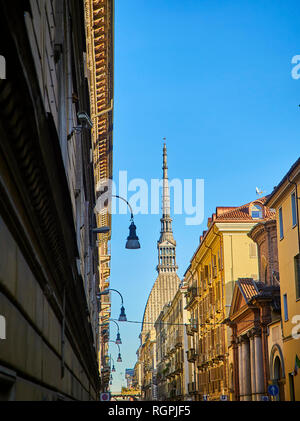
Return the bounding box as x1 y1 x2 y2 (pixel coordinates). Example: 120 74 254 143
155 284 189 401
137 143 181 400
0 0 104 400
225 216 282 401
84 0 114 392
265 158 300 401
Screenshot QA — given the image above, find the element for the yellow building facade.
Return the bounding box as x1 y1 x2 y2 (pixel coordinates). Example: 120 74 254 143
266 158 300 401
184 199 273 400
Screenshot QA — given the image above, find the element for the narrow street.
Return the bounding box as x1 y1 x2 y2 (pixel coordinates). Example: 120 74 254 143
0 0 300 409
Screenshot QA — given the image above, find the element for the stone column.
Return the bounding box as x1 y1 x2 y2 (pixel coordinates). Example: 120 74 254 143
254 332 264 400
241 336 251 401
249 330 256 401
238 338 244 401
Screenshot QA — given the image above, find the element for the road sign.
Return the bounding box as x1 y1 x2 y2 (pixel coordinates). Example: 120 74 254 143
203 395 208 401
261 396 269 401
100 392 111 401
268 384 279 397
220 395 228 401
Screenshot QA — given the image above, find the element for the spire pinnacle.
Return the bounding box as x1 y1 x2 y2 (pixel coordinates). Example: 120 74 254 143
157 141 177 273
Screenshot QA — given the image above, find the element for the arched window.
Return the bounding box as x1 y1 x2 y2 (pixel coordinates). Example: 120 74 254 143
251 204 263 219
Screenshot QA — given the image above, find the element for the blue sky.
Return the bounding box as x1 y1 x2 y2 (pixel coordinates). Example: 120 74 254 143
108 0 300 392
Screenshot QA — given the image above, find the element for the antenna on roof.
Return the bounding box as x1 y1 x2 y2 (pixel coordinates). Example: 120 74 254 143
256 187 265 196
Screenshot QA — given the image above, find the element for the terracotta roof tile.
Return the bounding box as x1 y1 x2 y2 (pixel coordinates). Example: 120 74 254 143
237 278 259 303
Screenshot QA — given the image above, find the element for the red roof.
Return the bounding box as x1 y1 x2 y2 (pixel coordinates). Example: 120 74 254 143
215 197 275 222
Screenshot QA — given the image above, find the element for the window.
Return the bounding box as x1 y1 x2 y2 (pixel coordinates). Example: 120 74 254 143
251 204 263 219
291 192 297 227
283 294 288 321
295 254 300 299
279 207 284 240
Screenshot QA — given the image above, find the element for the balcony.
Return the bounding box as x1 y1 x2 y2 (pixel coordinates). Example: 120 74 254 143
204 311 210 323
214 343 225 360
185 286 198 307
215 300 222 313
186 324 195 336
175 361 183 373
197 353 206 367
175 334 182 348
170 341 176 353
176 388 182 397
170 389 176 399
187 348 197 362
191 322 198 333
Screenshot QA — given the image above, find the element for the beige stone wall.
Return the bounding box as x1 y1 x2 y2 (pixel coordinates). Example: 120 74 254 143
0 216 96 400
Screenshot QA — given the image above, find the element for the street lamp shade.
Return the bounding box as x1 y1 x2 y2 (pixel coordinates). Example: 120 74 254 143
112 365 116 373
117 353 122 363
125 221 140 249
118 306 127 322
115 333 122 345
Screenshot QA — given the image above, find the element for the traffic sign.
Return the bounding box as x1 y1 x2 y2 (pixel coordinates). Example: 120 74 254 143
203 395 208 401
100 392 111 401
220 395 228 401
261 396 269 401
268 384 279 397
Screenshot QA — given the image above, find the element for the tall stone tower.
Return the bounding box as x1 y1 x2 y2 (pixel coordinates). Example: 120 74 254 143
141 143 180 340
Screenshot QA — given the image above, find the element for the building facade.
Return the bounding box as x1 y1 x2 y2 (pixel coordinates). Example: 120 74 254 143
183 198 274 401
0 0 105 400
155 285 190 401
265 158 300 401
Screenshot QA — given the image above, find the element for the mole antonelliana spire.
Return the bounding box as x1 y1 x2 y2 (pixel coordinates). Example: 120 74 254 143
157 142 177 273
140 141 180 339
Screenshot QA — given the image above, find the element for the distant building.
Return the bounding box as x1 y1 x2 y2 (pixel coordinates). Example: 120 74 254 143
125 369 135 389
137 143 181 400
